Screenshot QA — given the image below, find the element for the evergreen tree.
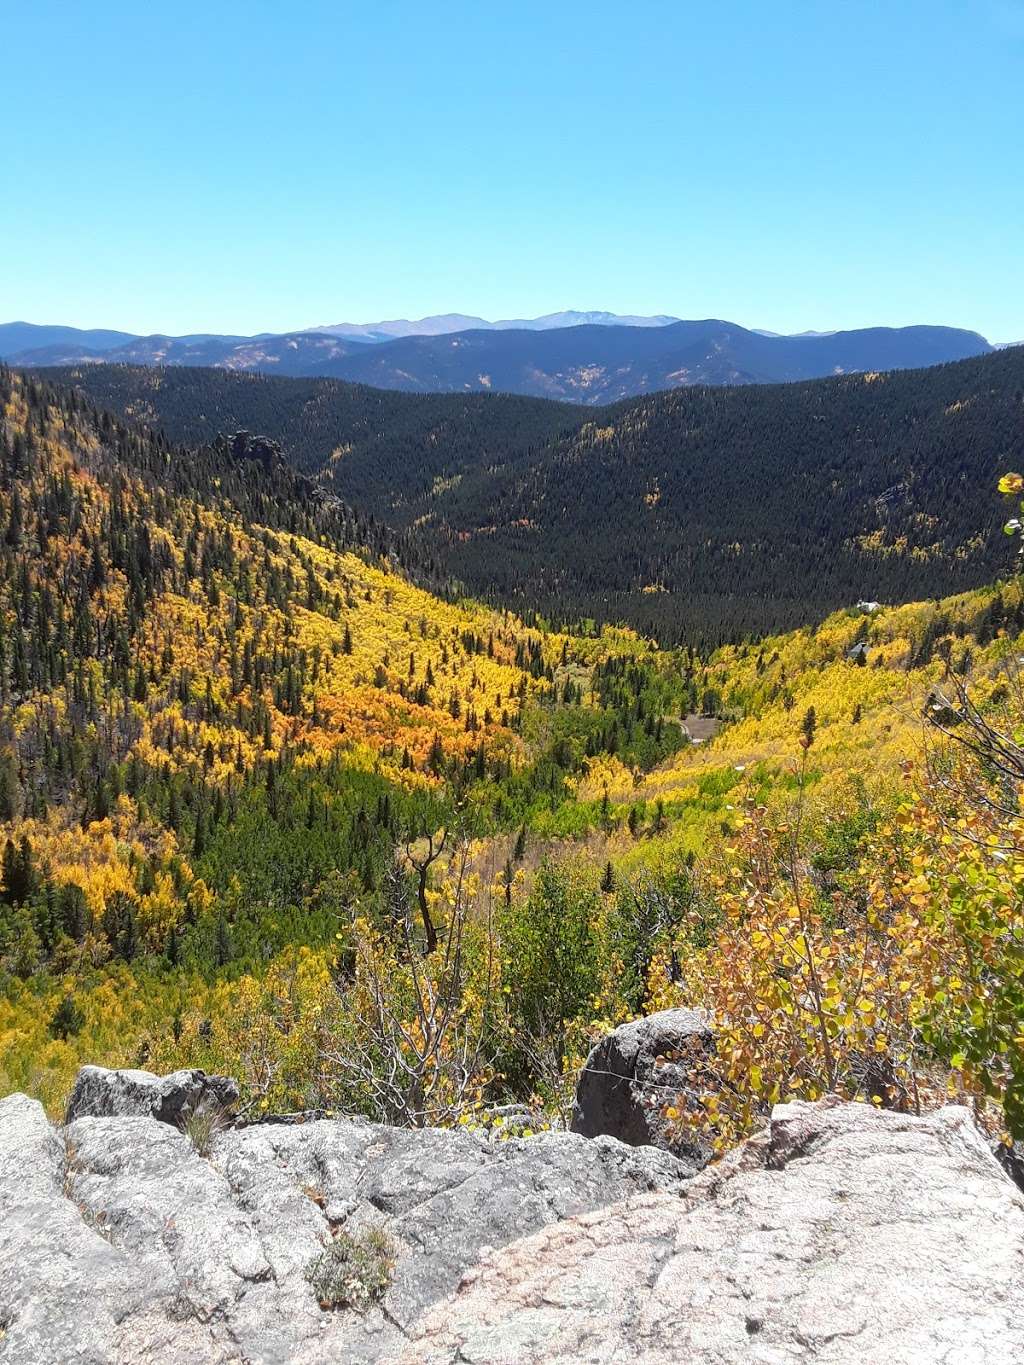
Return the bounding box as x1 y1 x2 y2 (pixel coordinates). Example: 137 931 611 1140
49 994 85 1040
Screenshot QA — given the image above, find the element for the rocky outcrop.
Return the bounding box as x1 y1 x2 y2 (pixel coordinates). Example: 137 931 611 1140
0 1080 686 1364
571 1006 716 1163
4 1067 1024 1363
406 1097 1024 1365
406 1096 1024 1363
65 1065 240 1126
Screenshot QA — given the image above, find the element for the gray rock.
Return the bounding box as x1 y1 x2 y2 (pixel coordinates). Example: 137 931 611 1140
65 1065 240 1126
571 1006 716 1163
11 1065 1022 1364
406 1096 1024 1364
995 1137 1024 1192
0 1093 218 1363
0 1071 689 1364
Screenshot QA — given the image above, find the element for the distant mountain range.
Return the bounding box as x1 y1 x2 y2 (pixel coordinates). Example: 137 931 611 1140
1 314 1000 403
305 310 681 340
0 312 679 359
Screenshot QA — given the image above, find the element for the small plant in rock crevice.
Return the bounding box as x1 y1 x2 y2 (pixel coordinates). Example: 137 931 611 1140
180 1106 230 1157
306 1225 397 1312
62 1137 80 1200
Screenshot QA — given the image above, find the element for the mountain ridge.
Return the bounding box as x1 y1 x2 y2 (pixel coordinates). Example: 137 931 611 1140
307 309 683 339
3 316 995 402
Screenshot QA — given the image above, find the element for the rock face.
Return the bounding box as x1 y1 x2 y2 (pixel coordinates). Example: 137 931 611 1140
65 1065 240 1126
571 1006 716 1163
0 1079 687 1364
406 1096 1024 1364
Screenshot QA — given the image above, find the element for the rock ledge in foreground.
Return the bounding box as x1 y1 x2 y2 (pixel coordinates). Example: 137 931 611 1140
407 1095 1024 1364
0 1071 688 1364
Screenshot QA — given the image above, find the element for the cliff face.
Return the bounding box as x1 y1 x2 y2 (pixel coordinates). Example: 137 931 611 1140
1 1071 1023 1364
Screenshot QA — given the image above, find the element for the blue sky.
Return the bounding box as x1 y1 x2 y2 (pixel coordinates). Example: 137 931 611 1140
3 0 1022 339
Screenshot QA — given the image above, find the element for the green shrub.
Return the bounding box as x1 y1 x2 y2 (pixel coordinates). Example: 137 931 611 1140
306 1225 397 1312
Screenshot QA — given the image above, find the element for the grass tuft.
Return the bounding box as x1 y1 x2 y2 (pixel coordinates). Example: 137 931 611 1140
181 1106 230 1157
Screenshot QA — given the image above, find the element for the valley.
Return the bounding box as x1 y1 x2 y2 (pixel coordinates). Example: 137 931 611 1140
7 7 1024 1355
1 361 1023 1156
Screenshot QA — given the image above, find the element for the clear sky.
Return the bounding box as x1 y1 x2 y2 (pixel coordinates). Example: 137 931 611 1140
3 0 1022 340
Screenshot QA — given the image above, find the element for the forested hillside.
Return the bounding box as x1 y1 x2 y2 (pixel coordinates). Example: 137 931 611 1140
0 369 692 1109
33 361 584 484
410 347 1024 641
2 366 1024 1150
46 348 1024 643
